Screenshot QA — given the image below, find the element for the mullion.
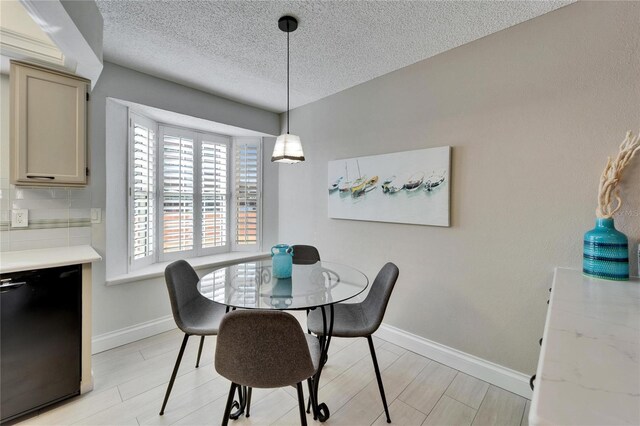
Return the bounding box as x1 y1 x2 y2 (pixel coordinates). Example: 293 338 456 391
194 133 202 255
178 137 183 252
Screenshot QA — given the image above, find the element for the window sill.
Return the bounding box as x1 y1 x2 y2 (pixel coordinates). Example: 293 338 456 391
105 251 271 286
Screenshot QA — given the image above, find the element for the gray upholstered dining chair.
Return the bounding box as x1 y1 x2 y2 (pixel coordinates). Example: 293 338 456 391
307 262 399 423
291 245 325 327
215 310 321 426
291 245 340 285
160 260 226 415
291 245 321 265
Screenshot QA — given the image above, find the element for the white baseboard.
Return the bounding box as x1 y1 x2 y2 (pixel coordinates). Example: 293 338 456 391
91 316 532 399
375 323 533 399
92 315 177 354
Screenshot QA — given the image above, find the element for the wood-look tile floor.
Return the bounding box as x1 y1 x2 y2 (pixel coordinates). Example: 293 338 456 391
15 327 530 426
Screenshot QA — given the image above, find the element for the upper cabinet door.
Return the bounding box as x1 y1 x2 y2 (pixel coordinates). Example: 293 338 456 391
10 61 89 186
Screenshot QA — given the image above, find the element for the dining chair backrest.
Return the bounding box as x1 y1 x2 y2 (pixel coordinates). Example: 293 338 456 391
291 245 321 265
164 260 203 333
215 310 316 389
361 262 399 333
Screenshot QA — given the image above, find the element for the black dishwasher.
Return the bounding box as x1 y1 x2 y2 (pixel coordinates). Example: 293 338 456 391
1 264 82 423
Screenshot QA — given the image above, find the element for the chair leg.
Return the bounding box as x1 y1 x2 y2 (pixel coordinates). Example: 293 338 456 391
159 333 189 415
306 378 316 418
296 382 308 426
222 383 237 426
367 336 391 423
195 336 205 368
246 387 252 417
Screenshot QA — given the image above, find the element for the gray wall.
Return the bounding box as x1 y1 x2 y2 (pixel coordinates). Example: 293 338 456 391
261 137 279 249
277 1 640 374
104 98 128 276
60 0 103 61
1 75 9 200
93 62 279 336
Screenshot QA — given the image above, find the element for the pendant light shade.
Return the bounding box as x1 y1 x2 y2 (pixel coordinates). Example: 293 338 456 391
272 15 305 163
272 133 304 163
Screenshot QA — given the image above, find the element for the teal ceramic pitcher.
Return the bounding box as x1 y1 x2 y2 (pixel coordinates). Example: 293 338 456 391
271 244 293 279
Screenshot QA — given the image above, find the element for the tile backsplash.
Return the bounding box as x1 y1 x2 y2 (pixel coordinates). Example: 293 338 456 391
0 178 93 252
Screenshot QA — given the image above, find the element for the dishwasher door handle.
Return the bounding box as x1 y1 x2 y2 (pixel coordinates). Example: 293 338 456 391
0 282 27 292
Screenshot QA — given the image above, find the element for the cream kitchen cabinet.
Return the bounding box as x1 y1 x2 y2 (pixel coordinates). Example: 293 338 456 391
10 61 89 186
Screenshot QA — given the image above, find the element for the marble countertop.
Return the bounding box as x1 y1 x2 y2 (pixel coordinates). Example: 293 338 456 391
0 245 102 274
530 268 640 425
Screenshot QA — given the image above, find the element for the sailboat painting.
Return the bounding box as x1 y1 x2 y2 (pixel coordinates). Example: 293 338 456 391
328 146 451 227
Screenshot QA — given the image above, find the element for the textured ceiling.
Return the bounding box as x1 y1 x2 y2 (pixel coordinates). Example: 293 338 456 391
97 0 573 113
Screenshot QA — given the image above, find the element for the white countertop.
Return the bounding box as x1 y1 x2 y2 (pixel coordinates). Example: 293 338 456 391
530 268 640 426
0 245 102 274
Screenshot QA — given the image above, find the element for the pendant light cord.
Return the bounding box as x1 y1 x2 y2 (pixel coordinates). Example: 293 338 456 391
287 23 290 134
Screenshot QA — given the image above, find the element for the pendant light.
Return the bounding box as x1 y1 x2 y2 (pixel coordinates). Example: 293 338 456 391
271 15 305 163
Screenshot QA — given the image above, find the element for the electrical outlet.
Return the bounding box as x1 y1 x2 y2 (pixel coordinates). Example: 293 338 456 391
91 208 102 224
11 209 28 228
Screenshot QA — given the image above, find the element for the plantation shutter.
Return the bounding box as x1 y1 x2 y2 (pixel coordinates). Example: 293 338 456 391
129 118 260 268
160 127 195 259
129 113 156 269
201 138 228 249
233 138 261 250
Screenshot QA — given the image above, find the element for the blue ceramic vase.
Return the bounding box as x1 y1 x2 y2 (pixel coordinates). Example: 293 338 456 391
271 244 293 279
583 218 629 281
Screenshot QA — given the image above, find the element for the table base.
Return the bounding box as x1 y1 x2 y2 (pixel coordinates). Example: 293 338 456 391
227 304 335 423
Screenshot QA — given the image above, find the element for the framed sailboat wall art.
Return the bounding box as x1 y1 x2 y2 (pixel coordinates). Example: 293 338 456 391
328 146 451 227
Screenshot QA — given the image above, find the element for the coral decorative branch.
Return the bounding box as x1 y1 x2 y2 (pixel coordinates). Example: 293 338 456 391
596 129 640 218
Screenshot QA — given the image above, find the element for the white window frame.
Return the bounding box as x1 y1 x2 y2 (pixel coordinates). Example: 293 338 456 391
127 110 257 272
231 137 262 252
128 112 158 271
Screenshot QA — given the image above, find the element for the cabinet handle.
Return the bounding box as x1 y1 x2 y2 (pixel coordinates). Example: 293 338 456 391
26 175 55 180
530 374 536 390
539 338 543 346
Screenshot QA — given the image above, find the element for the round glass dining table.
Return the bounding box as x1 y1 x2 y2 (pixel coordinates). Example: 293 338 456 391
198 260 369 310
197 259 369 422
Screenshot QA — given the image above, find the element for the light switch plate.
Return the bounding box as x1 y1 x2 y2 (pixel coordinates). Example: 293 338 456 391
11 209 28 228
91 208 102 224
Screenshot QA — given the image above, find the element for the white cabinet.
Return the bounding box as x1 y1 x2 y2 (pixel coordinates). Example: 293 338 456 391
10 61 89 186
530 268 640 425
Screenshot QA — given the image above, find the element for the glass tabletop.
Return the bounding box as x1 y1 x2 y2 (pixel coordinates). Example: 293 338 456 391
198 260 369 310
